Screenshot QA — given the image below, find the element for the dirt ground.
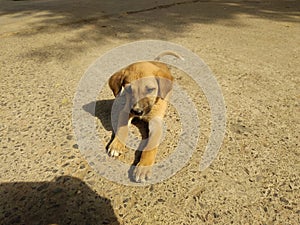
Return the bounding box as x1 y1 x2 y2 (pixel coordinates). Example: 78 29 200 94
0 0 299 224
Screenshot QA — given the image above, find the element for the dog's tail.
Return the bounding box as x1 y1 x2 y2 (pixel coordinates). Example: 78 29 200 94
154 51 184 61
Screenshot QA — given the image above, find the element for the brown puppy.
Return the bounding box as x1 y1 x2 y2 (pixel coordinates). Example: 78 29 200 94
107 52 181 182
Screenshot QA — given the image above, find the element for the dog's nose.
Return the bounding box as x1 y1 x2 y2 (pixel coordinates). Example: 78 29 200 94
130 108 143 116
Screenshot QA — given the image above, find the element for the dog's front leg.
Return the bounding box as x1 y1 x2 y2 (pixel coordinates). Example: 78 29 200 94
134 117 163 182
108 110 130 157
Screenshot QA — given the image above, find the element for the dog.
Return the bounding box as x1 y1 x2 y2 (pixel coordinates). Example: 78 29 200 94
107 51 183 182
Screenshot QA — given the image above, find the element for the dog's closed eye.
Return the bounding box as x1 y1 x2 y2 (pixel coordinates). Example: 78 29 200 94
146 87 156 93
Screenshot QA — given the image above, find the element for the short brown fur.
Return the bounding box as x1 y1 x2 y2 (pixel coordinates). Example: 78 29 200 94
107 61 174 182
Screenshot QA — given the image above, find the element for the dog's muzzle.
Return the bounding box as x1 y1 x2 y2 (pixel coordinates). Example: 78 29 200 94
130 108 143 116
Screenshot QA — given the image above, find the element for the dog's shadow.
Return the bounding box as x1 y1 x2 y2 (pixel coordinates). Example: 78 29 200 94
83 100 149 181
83 99 114 131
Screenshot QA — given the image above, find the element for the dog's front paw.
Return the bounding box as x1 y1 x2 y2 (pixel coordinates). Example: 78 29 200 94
133 163 152 183
107 137 126 157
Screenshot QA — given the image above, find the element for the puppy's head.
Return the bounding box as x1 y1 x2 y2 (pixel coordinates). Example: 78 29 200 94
108 62 173 116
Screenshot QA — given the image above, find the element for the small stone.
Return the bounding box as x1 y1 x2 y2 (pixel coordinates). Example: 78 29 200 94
213 212 219 218
62 162 69 167
280 197 289 204
79 164 85 169
149 185 154 192
157 198 165 202
66 135 73 140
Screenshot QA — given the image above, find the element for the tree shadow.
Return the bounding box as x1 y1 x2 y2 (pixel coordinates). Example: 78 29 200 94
0 0 300 36
1 0 299 24
1 0 299 61
0 176 119 225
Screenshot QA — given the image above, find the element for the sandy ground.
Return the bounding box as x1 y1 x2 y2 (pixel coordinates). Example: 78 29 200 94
0 0 299 224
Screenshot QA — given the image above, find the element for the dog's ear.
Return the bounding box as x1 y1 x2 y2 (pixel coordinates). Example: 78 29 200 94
156 70 174 99
108 70 126 97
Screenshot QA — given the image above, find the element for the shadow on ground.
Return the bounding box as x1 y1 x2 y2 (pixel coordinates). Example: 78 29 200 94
83 99 149 140
0 176 120 225
1 0 299 24
2 0 298 62
83 99 114 131
1 0 299 36
83 99 150 177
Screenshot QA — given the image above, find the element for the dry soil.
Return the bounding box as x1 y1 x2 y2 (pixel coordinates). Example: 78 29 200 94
0 0 299 224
